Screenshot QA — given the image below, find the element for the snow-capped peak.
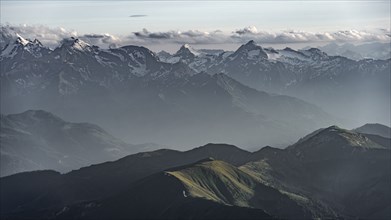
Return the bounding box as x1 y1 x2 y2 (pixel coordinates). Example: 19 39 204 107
245 40 256 46
231 40 268 60
61 37 92 52
16 34 29 46
176 44 200 57
1 33 46 59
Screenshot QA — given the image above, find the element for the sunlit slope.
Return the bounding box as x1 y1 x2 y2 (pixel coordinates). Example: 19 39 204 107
167 158 311 219
241 125 391 219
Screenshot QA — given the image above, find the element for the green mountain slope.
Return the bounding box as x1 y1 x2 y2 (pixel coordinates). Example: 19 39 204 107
54 159 275 220
1 125 389 219
242 125 391 219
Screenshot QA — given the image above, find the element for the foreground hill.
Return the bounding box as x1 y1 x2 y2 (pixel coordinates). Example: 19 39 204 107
0 143 256 218
242 126 390 219
1 125 390 219
0 110 159 177
57 159 276 220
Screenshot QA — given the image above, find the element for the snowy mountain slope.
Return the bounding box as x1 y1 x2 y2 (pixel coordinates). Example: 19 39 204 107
159 41 390 126
0 34 336 148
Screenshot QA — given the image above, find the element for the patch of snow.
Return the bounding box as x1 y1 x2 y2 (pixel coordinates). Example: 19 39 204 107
16 34 29 46
183 190 188 198
247 49 260 59
72 39 91 51
183 44 201 56
266 51 281 61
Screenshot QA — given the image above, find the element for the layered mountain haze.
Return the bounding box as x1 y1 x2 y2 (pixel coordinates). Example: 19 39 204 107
1 125 389 219
160 41 390 126
1 34 339 148
0 24 390 220
0 110 161 177
354 123 391 139
1 0 390 219
317 42 391 61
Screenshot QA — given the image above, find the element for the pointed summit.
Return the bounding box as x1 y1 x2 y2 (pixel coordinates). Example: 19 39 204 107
231 40 268 60
173 44 200 61
60 37 92 52
354 123 391 138
301 47 329 60
175 44 199 57
182 43 191 49
1 34 46 58
245 40 256 46
287 125 385 161
15 34 29 46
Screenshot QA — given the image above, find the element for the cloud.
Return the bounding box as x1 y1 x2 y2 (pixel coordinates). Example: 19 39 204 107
0 24 127 49
132 28 226 44
79 33 122 48
1 24 78 49
1 24 389 51
129 15 147 18
134 27 390 45
231 29 390 44
234 26 259 35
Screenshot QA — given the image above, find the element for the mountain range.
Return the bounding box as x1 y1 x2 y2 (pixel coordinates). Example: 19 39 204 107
1 123 389 219
159 41 390 126
1 31 390 219
317 42 391 61
0 110 161 177
0 34 341 148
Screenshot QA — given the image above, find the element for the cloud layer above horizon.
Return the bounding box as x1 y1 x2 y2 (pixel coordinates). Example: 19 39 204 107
1 24 390 52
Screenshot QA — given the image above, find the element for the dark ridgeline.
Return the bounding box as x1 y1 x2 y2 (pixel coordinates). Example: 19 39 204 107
1 125 390 219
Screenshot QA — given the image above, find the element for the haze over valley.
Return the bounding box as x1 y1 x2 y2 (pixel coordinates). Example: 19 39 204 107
1 0 390 219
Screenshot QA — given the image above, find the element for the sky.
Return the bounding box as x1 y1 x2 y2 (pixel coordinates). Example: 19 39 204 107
1 0 390 52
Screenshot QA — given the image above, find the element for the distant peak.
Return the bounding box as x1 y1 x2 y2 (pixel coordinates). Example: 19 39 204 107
182 44 191 49
60 37 91 51
242 40 261 49
175 43 200 57
354 123 391 138
157 50 171 55
283 47 296 52
15 34 30 46
192 143 246 154
308 48 322 53
245 40 256 46
232 40 267 59
178 44 194 51
307 47 328 56
16 110 65 123
32 39 42 45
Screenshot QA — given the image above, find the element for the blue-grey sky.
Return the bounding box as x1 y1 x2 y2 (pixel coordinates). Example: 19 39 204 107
1 0 390 52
